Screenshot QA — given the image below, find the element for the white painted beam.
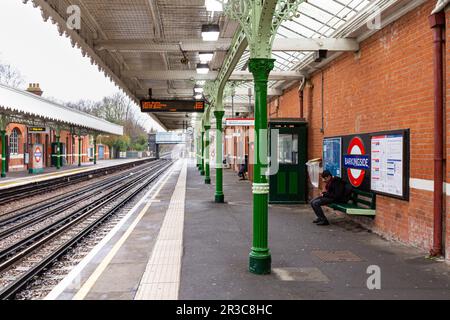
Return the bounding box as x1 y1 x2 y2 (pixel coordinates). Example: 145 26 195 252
95 39 232 52
124 70 305 81
135 88 282 97
95 38 359 53
272 38 359 52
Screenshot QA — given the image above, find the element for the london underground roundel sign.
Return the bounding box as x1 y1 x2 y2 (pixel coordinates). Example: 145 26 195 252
344 137 370 187
35 147 42 163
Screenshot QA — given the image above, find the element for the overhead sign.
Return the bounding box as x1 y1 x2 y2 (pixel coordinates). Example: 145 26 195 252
140 100 205 113
225 118 255 126
344 136 370 188
28 126 48 134
155 132 185 144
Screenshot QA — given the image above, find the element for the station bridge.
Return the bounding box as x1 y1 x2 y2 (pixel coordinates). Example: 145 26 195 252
0 0 448 302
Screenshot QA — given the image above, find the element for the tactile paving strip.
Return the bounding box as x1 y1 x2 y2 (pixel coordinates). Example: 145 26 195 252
135 160 187 300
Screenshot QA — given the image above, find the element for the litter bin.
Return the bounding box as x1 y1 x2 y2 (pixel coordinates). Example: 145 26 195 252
306 158 322 188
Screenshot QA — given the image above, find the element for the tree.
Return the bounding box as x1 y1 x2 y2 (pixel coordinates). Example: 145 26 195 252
66 92 151 154
0 61 24 88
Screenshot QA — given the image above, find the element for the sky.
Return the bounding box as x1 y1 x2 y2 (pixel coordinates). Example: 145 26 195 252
0 0 163 132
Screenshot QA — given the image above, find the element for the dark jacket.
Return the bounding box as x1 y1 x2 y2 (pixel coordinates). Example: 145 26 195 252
323 177 346 203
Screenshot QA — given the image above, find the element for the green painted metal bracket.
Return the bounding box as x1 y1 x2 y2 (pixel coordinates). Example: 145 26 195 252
0 115 9 131
221 0 303 59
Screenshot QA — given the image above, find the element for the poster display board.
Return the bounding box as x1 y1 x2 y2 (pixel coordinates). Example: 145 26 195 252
323 129 409 200
323 137 342 177
370 131 409 200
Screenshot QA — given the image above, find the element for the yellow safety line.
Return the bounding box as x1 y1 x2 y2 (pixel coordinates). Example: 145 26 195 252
72 163 176 300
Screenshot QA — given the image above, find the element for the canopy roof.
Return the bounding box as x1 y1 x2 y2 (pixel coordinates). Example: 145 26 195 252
23 0 427 129
0 84 123 136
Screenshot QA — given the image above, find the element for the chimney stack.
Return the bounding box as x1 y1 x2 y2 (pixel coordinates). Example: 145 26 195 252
26 83 43 96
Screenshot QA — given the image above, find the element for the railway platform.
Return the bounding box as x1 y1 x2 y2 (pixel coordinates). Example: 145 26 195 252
0 158 152 190
45 159 450 300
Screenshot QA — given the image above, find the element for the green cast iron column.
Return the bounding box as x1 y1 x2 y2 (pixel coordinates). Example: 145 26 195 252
197 134 201 169
204 125 211 184
1 130 6 178
214 111 225 202
78 135 82 167
56 134 61 170
93 135 97 165
249 58 275 275
200 130 205 176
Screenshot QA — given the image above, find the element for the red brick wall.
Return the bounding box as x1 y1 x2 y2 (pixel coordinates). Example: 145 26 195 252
445 8 450 261
272 1 444 253
0 123 92 172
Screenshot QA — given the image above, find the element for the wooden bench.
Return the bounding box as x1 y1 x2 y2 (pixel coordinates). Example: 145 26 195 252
328 189 376 216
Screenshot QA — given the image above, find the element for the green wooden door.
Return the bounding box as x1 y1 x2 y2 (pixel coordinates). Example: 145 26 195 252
269 123 307 204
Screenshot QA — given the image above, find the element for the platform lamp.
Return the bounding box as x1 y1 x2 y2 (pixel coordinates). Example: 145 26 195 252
201 24 220 42
199 51 214 63
205 0 224 12
194 85 204 95
196 63 210 75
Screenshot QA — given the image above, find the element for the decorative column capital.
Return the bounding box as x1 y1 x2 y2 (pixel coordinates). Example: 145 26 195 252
214 110 225 119
249 59 275 82
204 125 211 131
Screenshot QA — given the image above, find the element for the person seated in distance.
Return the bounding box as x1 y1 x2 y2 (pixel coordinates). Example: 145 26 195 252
238 155 248 180
310 170 346 226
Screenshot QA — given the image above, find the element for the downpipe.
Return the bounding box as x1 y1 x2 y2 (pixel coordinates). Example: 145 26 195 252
429 9 446 257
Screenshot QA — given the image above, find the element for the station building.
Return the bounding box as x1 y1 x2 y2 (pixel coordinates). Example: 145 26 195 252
0 83 121 176
23 0 450 265
261 0 449 258
214 0 449 260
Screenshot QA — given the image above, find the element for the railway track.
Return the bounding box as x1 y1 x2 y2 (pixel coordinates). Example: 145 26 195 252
0 160 161 232
0 159 173 299
0 158 155 206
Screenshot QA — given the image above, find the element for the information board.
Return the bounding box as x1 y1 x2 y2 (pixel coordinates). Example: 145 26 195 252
323 137 342 177
370 133 407 199
140 100 205 113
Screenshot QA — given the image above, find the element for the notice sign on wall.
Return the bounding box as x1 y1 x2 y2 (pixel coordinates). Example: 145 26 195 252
323 137 342 177
371 134 405 198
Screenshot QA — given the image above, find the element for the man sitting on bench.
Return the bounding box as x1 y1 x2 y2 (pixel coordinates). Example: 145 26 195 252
311 170 346 226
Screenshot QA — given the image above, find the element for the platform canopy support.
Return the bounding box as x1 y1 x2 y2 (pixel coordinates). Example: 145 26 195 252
213 109 225 203
204 108 211 184
200 124 205 176
93 133 99 165
55 126 61 170
220 0 305 275
78 132 82 167
0 115 8 178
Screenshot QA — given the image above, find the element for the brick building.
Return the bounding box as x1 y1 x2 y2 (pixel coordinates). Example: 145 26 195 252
267 0 449 259
0 83 121 176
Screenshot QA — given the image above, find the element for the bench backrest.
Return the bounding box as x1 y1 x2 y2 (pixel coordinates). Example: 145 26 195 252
351 189 376 209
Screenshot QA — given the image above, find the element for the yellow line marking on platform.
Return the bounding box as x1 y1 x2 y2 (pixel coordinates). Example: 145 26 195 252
135 160 187 300
71 162 178 300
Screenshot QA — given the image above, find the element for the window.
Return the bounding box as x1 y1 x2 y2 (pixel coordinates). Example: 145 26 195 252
9 128 20 154
278 133 299 164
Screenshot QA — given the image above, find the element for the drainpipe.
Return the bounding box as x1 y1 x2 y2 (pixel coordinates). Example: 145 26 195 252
298 76 306 119
429 10 446 257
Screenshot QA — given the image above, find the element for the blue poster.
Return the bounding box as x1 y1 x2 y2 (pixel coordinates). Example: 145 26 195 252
323 138 342 177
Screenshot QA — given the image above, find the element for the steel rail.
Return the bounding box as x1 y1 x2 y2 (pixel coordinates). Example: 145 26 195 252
0 160 169 264
0 161 173 300
0 158 155 206
0 161 163 230
0 160 165 240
